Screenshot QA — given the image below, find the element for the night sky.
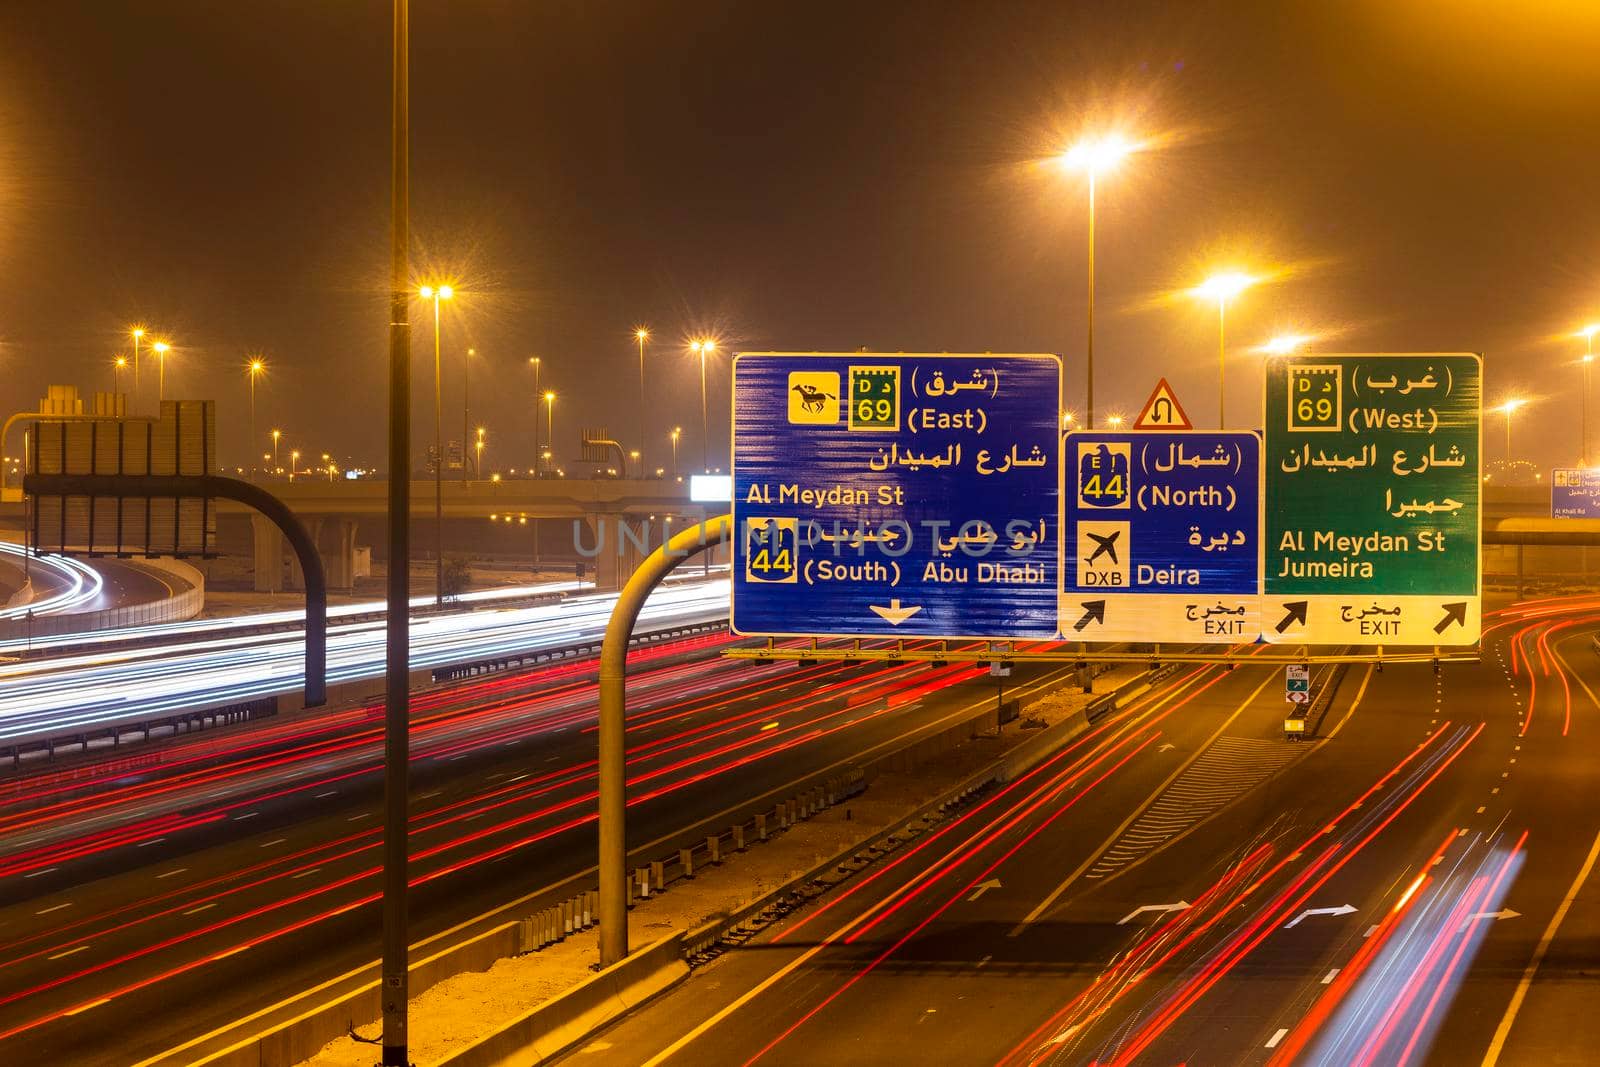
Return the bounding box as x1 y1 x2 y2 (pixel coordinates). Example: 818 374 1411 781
1 1 1597 473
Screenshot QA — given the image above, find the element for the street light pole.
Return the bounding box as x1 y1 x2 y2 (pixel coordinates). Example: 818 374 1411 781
1189 272 1258 430
544 391 556 473
529 357 541 477
635 328 650 476
463 347 474 483
1085 171 1095 430
420 284 451 605
670 426 680 479
131 329 143 410
247 358 265 480
382 2 413 1062
271 428 281 474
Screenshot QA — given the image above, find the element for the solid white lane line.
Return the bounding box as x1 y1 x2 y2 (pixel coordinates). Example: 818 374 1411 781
47 944 90 961
36 901 72 915
259 839 287 849
156 868 188 879
1265 1028 1289 1049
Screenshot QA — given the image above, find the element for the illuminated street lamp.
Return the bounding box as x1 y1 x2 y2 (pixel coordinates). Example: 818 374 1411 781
129 326 145 408
1189 272 1258 428
670 426 681 479
1057 133 1140 429
1259 333 1310 356
246 357 266 479
113 355 128 395
289 448 301 482
1500 398 1527 463
1578 325 1599 466
151 341 172 403
690 339 718 472
1061 410 1076 430
544 391 557 471
419 283 454 605
1106 413 1125 429
475 426 486 480
271 428 282 473
635 327 651 465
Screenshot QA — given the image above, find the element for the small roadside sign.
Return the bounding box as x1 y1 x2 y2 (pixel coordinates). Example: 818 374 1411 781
1134 378 1194 431
1286 663 1310 703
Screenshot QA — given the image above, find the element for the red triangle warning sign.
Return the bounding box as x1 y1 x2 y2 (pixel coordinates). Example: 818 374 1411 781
1133 378 1193 430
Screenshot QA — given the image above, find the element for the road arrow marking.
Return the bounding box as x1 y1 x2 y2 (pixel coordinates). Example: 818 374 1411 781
967 879 1002 902
869 599 922 625
1284 903 1357 929
1117 900 1191 925
1158 743 1176 752
1471 908 1521 921
1073 600 1107 633
1435 601 1468 634
1275 601 1308 634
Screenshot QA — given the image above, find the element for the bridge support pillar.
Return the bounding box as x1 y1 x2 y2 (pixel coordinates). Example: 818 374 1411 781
289 517 324 593
251 514 285 593
325 518 360 592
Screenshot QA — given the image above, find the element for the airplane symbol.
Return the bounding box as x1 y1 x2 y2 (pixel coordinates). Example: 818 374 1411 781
1084 529 1121 566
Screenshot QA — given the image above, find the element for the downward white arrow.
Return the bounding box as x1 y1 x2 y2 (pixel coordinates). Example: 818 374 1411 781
967 878 1002 902
1284 904 1358 929
1158 743 1176 753
869 599 923 625
1117 901 1191 925
1471 908 1521 921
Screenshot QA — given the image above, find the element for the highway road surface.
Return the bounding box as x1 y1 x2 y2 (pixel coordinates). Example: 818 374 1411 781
565 594 1600 1067
0 628 1076 1064
0 577 727 749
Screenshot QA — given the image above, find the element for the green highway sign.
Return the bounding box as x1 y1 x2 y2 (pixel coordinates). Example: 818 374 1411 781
1263 354 1481 646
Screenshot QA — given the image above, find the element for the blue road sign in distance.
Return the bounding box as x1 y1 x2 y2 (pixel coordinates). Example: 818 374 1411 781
1553 468 1600 518
731 353 1061 639
1061 431 1261 643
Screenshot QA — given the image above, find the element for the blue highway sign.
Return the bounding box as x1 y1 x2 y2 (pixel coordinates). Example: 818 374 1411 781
1061 430 1261 643
1552 468 1600 518
731 353 1061 639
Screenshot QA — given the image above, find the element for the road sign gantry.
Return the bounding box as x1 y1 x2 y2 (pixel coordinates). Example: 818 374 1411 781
731 353 1062 639
1262 353 1482 645
1061 428 1261 643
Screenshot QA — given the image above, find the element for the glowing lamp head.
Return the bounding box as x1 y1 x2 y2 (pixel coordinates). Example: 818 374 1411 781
1261 333 1310 356
1058 134 1139 176
1192 272 1257 303
249 358 265 373
544 390 556 402
635 328 650 342
115 356 127 367
1580 324 1600 340
131 327 145 339
152 341 170 354
1107 414 1125 428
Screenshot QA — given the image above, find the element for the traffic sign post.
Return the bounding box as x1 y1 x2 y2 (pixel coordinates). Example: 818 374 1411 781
731 353 1061 639
1062 429 1260 643
1263 354 1482 645
1285 662 1310 703
1552 468 1600 518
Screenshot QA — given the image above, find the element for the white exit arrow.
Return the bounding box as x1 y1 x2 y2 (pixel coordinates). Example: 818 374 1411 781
869 599 922 625
967 879 1002 902
1117 901 1191 925
1284 904 1357 929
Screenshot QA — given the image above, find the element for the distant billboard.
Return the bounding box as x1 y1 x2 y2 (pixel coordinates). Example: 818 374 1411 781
29 400 217 557
1552 468 1600 519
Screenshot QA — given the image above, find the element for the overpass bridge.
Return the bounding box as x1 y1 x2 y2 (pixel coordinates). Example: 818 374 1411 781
215 478 701 593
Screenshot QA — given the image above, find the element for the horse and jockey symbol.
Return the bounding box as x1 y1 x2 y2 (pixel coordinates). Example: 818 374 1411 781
791 382 835 414
786 371 843 424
